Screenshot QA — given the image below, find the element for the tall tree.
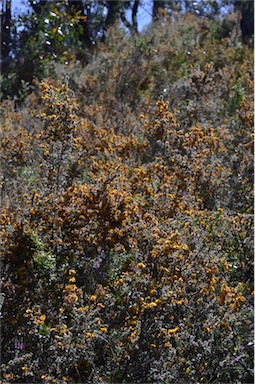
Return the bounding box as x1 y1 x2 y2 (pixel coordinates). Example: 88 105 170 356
235 0 254 41
105 1 123 26
1 0 12 65
105 1 140 34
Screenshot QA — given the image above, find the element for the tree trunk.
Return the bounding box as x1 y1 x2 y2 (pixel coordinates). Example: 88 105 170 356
1 0 12 64
235 0 254 42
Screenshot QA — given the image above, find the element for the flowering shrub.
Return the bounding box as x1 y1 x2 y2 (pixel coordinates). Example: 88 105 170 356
0 12 253 384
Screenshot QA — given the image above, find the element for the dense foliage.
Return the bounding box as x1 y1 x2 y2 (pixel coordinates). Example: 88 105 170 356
1 9 254 384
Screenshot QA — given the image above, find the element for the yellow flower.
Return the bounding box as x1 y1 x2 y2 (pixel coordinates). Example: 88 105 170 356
167 327 180 336
89 295 97 302
64 293 78 304
127 332 137 342
174 299 183 306
77 307 86 312
64 284 76 293
40 314 46 321
84 332 95 340
149 289 156 296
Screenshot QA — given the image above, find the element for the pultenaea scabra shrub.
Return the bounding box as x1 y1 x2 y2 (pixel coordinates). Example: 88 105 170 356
0 11 253 384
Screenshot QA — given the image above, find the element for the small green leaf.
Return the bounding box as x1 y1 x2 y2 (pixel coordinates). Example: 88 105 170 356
39 323 49 336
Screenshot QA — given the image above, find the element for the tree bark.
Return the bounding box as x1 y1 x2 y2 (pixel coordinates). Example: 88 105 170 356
132 0 139 33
